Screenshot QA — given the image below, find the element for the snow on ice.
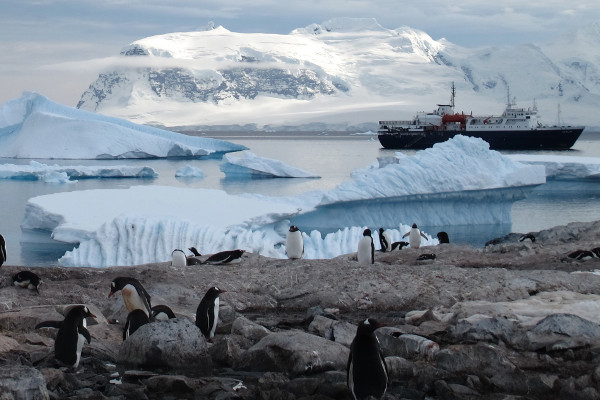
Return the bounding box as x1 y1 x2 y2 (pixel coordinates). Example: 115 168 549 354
221 151 320 179
22 135 548 267
507 154 600 180
0 92 247 159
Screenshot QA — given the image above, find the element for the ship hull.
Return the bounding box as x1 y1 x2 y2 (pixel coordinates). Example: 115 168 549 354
377 128 585 150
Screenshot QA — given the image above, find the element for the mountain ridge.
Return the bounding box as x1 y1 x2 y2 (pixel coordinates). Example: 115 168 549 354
77 17 600 130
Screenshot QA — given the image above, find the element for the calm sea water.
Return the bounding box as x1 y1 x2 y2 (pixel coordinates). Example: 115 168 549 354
1 132 600 267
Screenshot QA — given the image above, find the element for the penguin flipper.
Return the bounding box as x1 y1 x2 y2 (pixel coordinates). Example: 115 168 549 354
81 327 92 344
35 320 62 329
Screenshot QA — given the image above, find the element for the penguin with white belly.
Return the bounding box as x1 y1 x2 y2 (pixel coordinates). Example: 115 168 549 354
108 277 153 320
357 229 374 264
403 223 428 249
285 225 304 259
196 286 226 340
37 305 96 369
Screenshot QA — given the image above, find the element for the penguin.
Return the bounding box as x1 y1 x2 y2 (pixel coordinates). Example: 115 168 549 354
108 277 153 319
347 318 388 400
402 223 428 249
123 309 150 341
13 271 42 293
285 225 304 259
151 304 177 320
189 247 202 257
171 249 187 267
417 253 437 262
390 241 409 251
39 305 96 369
519 233 535 243
437 231 450 244
0 233 6 267
357 229 374 264
202 249 245 265
378 228 392 252
196 286 226 339
567 250 595 260
592 247 600 258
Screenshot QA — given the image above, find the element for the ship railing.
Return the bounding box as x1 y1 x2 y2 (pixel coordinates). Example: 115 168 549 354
379 120 417 126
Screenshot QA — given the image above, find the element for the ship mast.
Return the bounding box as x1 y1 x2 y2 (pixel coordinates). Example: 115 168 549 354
450 82 456 108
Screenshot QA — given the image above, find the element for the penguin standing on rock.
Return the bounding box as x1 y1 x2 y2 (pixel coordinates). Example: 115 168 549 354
37 305 96 369
357 229 374 264
123 309 150 341
0 233 6 267
196 286 226 339
171 249 187 267
108 277 153 319
202 249 245 265
13 271 42 293
286 225 304 259
378 228 392 252
403 223 428 249
347 318 388 400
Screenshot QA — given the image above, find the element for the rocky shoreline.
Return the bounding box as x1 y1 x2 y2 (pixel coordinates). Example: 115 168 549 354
1 220 600 399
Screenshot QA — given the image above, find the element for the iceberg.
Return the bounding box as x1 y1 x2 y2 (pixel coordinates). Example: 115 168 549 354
507 154 600 180
21 135 547 268
175 165 205 178
0 92 247 159
221 151 320 179
0 160 157 181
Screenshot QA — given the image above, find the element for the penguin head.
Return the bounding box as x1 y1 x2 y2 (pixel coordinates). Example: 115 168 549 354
379 228 384 234
188 247 202 256
363 229 372 237
412 223 418 228
67 305 97 320
172 249 185 256
289 225 300 232
109 277 139 298
204 286 226 300
357 318 385 335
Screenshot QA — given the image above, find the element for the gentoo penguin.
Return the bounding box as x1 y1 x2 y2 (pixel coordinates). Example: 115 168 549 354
519 233 536 243
437 231 450 244
417 253 437 262
357 229 374 264
44 305 95 369
0 233 6 267
390 241 409 251
592 247 600 258
347 318 388 400
196 286 226 339
108 277 153 319
123 309 150 341
202 249 245 265
378 228 392 252
171 249 187 267
13 271 42 293
189 247 202 257
285 225 304 259
402 223 428 249
151 304 177 320
567 250 595 260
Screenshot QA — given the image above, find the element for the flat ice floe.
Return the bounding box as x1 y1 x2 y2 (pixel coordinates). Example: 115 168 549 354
0 161 157 182
507 154 600 180
0 92 247 159
221 151 320 178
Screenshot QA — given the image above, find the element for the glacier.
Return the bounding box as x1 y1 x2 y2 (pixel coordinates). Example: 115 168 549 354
0 92 247 159
0 160 157 182
20 135 547 268
221 151 320 179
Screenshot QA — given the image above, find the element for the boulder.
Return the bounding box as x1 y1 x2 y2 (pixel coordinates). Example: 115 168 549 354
234 330 349 375
231 316 271 343
0 365 50 400
450 314 527 349
117 318 211 372
527 313 600 351
377 328 439 360
308 315 356 347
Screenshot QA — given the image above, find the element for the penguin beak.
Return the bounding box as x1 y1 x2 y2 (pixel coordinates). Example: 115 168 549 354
108 290 114 298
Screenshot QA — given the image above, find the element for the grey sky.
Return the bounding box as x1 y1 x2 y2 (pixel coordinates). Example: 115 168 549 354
1 0 598 105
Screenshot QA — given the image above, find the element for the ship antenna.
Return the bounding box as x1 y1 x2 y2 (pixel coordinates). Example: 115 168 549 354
450 82 455 108
557 104 561 126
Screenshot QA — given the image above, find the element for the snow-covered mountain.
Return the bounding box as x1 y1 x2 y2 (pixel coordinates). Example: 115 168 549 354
77 18 600 130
